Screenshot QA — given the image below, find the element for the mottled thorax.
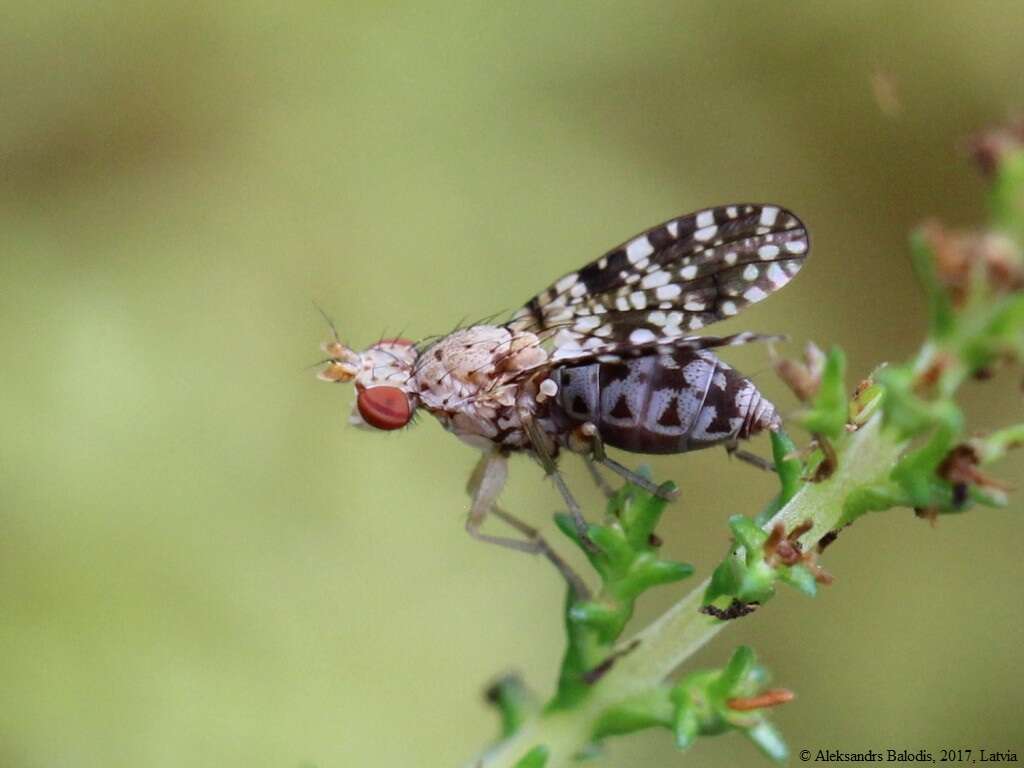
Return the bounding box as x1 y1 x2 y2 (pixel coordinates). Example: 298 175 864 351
414 325 548 449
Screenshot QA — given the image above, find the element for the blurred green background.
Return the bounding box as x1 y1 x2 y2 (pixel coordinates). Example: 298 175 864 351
2 2 1023 766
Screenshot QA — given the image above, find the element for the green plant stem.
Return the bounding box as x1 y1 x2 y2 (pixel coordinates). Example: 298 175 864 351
475 416 905 768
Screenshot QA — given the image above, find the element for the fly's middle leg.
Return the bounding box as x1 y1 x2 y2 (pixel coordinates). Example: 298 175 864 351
523 416 597 552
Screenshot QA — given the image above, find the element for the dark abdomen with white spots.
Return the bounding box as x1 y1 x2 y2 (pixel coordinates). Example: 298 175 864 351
549 349 779 455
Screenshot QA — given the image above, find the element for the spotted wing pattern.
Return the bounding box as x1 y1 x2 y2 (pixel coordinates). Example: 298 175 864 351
508 204 808 363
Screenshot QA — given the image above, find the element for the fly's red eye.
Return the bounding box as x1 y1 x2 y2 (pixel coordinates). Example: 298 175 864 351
356 386 412 430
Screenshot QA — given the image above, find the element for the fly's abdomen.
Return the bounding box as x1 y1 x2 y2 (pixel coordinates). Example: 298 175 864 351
550 349 778 455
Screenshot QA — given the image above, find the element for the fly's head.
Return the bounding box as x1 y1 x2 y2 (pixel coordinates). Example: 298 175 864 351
318 338 420 431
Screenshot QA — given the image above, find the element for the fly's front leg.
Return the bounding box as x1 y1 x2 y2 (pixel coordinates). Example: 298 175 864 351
465 451 589 597
464 450 515 547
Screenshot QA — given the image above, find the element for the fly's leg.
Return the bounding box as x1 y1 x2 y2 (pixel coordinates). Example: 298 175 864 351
464 451 526 552
465 451 590 598
490 505 590 599
522 416 596 552
583 456 615 499
573 421 675 501
598 454 678 500
725 441 777 473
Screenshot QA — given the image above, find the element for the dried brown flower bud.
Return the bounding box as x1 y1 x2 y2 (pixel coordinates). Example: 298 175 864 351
774 342 827 402
922 221 1024 306
966 116 1024 179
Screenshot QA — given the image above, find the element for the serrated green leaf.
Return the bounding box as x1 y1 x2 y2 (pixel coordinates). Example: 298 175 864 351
910 229 956 339
637 558 695 586
712 646 756 697
840 482 911 526
487 674 537 738
771 430 803 502
621 488 670 551
512 745 549 768
672 703 699 750
780 565 818 597
568 601 620 636
974 422 1024 464
746 721 789 763
552 512 580 544
729 515 767 554
592 689 673 739
989 148 1024 242
704 559 744 606
891 423 959 506
588 525 630 569
801 347 848 439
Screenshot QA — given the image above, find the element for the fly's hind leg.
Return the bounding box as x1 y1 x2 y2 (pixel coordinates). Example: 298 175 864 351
465 451 589 598
583 424 678 501
725 439 777 473
599 454 679 500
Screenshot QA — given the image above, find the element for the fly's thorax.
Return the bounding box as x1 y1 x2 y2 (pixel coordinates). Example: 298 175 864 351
412 325 548 448
414 325 546 410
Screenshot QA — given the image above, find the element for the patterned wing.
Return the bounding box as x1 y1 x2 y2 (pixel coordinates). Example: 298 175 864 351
508 203 808 362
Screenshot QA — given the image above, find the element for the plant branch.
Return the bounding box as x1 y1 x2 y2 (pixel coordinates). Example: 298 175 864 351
475 416 905 768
